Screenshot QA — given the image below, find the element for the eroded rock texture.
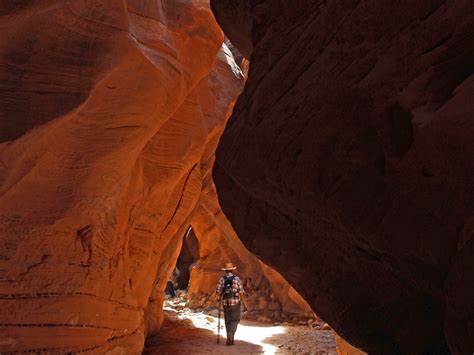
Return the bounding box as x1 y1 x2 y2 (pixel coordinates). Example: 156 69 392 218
0 1 315 352
188 156 313 321
212 1 474 353
0 1 235 352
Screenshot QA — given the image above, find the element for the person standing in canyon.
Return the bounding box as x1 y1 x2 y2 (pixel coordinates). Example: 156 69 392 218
215 262 247 346
164 266 180 298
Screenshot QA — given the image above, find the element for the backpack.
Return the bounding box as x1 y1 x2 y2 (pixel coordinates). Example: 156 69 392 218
222 275 236 300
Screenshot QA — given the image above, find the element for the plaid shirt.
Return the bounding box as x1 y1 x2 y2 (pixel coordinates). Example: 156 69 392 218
216 273 244 306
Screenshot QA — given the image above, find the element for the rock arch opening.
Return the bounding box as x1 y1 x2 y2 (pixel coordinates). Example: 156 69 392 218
174 227 199 291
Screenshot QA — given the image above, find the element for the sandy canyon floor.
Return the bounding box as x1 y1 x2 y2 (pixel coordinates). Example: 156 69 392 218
144 292 337 354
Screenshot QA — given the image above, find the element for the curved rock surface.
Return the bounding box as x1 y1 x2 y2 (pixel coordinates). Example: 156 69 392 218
184 47 313 321
188 167 313 321
335 335 367 355
0 1 315 352
0 1 229 352
212 1 474 353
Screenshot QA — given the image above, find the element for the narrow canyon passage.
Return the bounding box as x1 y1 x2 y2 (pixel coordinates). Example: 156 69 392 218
0 1 346 353
0 1 472 354
145 228 346 354
145 290 338 354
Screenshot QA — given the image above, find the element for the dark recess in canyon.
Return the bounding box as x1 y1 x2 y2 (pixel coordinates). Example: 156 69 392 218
176 228 199 290
212 0 474 354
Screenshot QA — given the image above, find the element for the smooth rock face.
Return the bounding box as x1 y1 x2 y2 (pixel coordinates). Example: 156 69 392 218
212 0 474 353
0 1 230 352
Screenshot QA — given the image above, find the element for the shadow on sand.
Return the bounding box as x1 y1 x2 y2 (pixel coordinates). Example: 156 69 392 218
144 318 264 354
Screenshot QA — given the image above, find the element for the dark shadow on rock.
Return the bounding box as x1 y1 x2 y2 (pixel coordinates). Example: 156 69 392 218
176 227 200 290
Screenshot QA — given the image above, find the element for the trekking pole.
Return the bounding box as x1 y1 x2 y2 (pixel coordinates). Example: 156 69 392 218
217 295 222 344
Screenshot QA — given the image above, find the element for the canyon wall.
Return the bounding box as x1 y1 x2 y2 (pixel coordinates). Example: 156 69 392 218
212 1 474 353
0 1 230 352
335 335 367 355
0 1 316 352
185 43 314 321
188 167 314 321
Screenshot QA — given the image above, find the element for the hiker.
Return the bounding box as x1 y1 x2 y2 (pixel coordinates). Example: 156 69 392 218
164 266 180 298
215 262 247 346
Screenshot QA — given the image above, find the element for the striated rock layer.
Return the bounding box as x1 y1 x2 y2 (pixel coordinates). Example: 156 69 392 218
0 1 315 352
212 1 474 353
0 1 235 352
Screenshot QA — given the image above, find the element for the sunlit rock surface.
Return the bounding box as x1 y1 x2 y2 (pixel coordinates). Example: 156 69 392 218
212 1 474 353
0 1 229 352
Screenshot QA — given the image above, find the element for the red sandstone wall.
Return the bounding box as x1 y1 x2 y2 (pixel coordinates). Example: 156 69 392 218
186 46 314 321
189 183 314 321
212 0 474 353
335 335 367 355
0 2 315 352
0 1 226 352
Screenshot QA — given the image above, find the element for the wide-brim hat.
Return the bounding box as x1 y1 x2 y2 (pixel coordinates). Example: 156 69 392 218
221 262 237 271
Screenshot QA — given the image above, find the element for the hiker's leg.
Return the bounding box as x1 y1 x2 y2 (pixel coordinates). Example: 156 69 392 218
164 281 174 296
223 306 231 333
224 309 232 345
225 319 235 345
165 281 176 297
228 304 241 344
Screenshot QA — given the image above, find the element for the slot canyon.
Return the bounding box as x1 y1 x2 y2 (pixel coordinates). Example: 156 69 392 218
0 1 472 354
